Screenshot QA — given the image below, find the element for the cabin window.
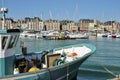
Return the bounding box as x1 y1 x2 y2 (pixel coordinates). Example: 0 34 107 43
2 36 8 49
14 35 19 47
8 35 17 48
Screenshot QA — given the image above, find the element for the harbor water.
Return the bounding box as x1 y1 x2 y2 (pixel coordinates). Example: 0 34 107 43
15 37 120 80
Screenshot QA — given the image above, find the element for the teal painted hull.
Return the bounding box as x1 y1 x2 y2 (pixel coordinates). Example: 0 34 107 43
0 55 15 77
0 43 96 80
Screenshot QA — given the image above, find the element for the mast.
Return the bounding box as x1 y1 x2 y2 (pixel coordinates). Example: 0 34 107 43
0 0 8 30
0 0 21 77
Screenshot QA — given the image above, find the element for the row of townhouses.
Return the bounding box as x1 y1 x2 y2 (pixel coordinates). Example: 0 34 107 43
0 17 120 33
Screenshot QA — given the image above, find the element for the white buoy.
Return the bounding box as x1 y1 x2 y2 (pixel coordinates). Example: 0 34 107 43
14 68 20 74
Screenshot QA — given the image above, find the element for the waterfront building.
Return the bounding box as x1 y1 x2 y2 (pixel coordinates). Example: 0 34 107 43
7 18 16 29
11 21 18 29
44 19 60 31
78 19 92 31
16 19 22 28
60 20 77 31
104 21 120 33
0 18 21 29
117 23 120 32
73 23 78 32
33 17 43 31
20 20 28 30
78 19 101 32
24 17 43 31
2 18 14 29
25 17 35 31
39 21 44 31
1 16 120 33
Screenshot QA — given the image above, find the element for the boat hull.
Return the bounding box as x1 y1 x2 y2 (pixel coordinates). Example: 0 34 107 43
0 54 90 80
0 55 15 77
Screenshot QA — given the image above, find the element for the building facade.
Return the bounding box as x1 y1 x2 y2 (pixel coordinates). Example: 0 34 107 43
44 19 60 31
60 20 77 31
78 19 101 32
104 21 120 33
0 16 120 33
23 17 43 31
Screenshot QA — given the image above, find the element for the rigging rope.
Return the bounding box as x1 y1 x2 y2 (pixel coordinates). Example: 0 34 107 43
102 66 116 77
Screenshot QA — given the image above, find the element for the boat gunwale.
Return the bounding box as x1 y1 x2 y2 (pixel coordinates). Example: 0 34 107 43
53 43 96 54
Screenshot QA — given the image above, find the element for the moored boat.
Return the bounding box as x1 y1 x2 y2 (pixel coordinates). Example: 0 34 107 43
0 28 96 80
112 34 116 38
67 32 89 39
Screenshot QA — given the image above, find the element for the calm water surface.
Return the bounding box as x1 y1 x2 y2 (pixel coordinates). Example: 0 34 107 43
16 37 120 80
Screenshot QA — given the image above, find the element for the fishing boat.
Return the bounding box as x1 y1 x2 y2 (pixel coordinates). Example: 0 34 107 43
0 28 96 80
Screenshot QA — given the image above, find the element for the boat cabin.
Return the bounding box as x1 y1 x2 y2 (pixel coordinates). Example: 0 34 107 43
0 29 21 77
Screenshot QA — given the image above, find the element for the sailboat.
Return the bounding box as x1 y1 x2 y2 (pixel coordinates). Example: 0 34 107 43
0 5 96 80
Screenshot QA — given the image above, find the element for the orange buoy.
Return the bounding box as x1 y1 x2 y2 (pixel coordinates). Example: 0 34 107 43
28 67 40 72
72 52 78 57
